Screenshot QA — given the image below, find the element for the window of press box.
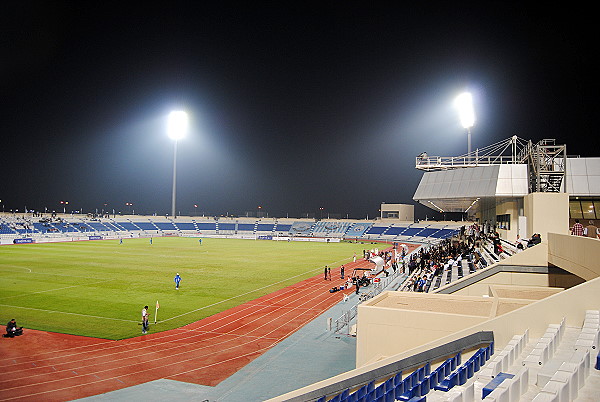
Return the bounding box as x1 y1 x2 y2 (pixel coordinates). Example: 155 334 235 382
496 214 510 230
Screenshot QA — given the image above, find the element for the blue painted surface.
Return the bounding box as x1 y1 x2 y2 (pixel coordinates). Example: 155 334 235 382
482 372 515 399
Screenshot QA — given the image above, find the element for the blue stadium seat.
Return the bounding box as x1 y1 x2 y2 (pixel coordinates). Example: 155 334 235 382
472 354 481 372
482 372 515 399
219 223 235 231
237 223 255 232
357 385 367 399
434 372 457 392
384 378 394 393
366 226 387 235
417 366 425 381
419 378 430 395
466 359 474 378
375 383 385 398
398 389 413 401
393 371 403 388
457 366 467 385
427 370 438 387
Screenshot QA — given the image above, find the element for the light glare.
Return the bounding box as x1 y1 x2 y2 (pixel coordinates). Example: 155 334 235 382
168 111 188 140
454 92 475 129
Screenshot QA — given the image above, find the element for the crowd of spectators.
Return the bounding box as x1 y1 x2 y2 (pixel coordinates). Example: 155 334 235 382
403 222 543 293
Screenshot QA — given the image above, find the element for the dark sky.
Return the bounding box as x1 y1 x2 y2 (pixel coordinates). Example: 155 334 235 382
1 3 593 219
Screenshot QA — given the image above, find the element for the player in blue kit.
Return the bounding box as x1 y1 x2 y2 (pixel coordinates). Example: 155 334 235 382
174 273 181 290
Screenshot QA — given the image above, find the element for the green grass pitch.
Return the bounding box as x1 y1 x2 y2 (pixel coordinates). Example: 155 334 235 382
0 237 369 340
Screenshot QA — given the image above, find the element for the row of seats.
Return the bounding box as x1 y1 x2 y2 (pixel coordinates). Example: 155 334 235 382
575 310 599 351
427 253 479 293
523 319 565 367
316 343 493 402
533 348 593 401
2 216 461 243
480 330 529 379
482 367 529 401
315 315 599 402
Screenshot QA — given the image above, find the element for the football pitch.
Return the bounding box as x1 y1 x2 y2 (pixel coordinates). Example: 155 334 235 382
0 237 369 340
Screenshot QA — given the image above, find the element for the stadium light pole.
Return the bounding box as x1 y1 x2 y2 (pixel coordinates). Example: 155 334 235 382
454 92 475 158
168 111 188 219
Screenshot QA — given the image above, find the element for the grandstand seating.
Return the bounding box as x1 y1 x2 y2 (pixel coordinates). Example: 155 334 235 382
173 222 196 231
237 223 255 232
289 221 315 235
256 223 275 232
154 221 177 231
365 225 387 235
1 214 466 247
117 221 139 231
274 223 292 232
345 223 373 238
301 310 600 402
312 221 352 237
194 221 217 231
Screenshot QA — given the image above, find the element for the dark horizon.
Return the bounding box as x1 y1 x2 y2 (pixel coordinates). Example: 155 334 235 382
1 4 593 219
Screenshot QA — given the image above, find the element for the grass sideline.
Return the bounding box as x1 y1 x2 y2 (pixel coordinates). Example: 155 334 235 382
0 237 370 340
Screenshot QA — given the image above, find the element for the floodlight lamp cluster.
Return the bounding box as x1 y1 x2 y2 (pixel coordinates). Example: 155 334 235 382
454 92 475 129
168 111 189 140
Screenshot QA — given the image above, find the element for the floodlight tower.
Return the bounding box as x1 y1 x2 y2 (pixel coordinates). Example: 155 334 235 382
168 111 188 219
454 92 476 158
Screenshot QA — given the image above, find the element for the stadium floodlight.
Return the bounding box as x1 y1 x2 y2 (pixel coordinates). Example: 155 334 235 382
167 111 188 140
168 111 188 218
454 92 475 157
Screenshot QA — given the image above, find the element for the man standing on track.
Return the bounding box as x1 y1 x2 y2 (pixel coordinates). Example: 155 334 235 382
174 273 182 290
141 305 149 334
324 266 328 280
340 265 345 279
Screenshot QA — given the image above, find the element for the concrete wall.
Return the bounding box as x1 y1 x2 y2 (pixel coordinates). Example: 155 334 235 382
380 203 414 221
272 277 600 401
354 230 598 367
548 232 600 281
524 192 569 239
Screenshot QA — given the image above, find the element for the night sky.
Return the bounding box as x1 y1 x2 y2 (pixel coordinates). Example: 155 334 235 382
1 3 593 219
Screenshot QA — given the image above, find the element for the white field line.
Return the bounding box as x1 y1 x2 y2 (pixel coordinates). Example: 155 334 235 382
0 265 32 273
3 270 328 364
3 272 328 376
0 279 116 301
0 273 337 398
1 271 335 381
1 255 353 364
0 304 137 323
160 257 351 322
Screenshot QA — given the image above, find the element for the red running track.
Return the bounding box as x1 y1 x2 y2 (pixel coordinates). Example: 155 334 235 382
0 244 418 401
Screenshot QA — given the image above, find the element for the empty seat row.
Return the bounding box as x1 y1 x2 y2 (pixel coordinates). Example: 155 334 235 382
532 348 592 402
479 330 528 379
575 310 599 352
523 319 565 367
482 367 529 402
316 348 481 402
433 345 492 394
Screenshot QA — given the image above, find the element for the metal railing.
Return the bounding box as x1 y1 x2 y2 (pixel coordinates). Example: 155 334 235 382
333 267 408 334
415 155 517 170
